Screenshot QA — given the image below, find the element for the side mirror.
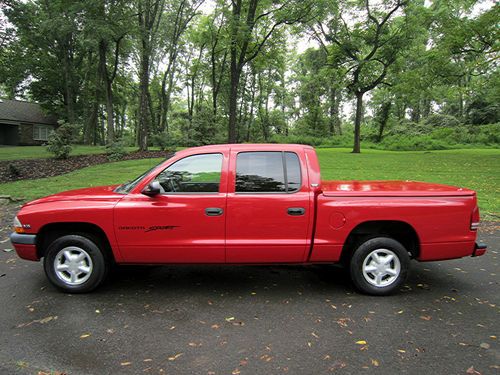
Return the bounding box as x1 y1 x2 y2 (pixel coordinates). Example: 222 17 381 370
141 181 161 196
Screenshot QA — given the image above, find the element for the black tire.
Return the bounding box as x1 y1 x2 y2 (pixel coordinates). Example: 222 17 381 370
43 234 108 293
349 237 410 296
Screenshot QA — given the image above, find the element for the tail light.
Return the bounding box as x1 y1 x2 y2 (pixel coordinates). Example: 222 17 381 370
470 206 480 231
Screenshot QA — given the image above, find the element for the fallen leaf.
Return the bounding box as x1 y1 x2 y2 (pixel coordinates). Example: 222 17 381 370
260 354 273 362
232 369 241 375
420 315 432 321
355 340 367 345
39 316 57 324
480 342 490 349
397 349 406 353
120 362 132 366
168 353 183 361
80 334 91 339
225 317 235 322
371 359 379 367
466 366 481 374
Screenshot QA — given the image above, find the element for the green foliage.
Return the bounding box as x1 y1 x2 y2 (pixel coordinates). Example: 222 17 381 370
466 97 500 125
424 114 461 128
45 122 77 159
150 132 171 151
273 122 500 151
105 139 126 162
1 0 498 152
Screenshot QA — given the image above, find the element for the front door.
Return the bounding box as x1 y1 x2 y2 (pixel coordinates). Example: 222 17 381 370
226 150 312 263
114 152 228 263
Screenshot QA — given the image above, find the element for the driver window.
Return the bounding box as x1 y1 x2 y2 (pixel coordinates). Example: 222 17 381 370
154 153 223 193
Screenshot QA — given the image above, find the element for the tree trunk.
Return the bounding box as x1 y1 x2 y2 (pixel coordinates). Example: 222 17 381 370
247 71 256 142
352 92 364 153
138 41 150 150
410 102 420 123
377 101 392 142
421 98 431 119
62 45 75 124
99 40 114 144
84 102 98 145
228 62 240 143
329 87 341 136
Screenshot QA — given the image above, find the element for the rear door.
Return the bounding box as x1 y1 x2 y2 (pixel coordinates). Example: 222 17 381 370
225 150 312 263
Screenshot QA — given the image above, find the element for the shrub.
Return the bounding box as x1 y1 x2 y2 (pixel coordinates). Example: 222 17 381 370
8 163 21 177
151 132 171 151
46 122 77 159
424 114 461 128
106 139 126 161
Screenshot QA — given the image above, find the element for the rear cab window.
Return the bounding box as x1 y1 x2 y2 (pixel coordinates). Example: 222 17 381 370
235 151 302 193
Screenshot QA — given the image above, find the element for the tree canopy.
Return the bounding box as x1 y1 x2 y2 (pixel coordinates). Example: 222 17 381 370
1 0 498 152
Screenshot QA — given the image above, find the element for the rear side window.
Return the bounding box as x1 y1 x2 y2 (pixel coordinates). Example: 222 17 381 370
236 151 302 193
285 152 301 193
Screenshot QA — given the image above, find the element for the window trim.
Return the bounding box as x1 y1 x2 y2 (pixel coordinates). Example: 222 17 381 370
234 151 302 195
33 124 53 141
154 152 224 195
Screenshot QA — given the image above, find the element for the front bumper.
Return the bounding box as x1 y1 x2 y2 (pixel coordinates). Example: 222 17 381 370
9 232 39 261
472 241 487 257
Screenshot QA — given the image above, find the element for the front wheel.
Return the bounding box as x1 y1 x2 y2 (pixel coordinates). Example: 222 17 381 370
349 237 410 296
44 234 108 293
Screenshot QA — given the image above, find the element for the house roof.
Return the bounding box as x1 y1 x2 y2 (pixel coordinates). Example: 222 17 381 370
0 99 58 125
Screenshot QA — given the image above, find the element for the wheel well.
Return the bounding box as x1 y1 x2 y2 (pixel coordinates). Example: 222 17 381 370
340 220 420 263
36 222 114 262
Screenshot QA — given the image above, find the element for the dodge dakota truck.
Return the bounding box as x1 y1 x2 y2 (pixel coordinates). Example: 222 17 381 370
10 144 487 295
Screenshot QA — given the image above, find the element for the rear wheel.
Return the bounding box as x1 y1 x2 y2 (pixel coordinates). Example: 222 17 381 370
349 237 409 296
44 234 108 293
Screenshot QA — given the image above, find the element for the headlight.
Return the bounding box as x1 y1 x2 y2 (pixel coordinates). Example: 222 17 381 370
13 216 24 233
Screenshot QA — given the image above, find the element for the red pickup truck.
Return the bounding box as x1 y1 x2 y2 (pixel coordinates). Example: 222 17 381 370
10 144 486 295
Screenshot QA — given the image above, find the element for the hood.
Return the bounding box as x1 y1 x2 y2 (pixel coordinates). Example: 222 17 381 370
24 185 124 206
321 180 476 197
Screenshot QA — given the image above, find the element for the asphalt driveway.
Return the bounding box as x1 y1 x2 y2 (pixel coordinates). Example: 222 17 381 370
0 204 498 374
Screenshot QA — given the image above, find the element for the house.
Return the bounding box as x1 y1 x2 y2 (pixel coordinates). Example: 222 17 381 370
0 99 58 145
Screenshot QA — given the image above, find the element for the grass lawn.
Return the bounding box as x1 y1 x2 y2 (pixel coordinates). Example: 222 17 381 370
0 148 498 217
0 145 141 161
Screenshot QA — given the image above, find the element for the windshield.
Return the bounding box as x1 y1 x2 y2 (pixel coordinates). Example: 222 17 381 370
114 154 175 194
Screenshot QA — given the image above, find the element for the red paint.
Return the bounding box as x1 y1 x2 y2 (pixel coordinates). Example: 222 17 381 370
10 144 485 265
13 244 39 261
321 180 475 197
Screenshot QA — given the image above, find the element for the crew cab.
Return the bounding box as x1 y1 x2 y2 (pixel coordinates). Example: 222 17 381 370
10 144 487 295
